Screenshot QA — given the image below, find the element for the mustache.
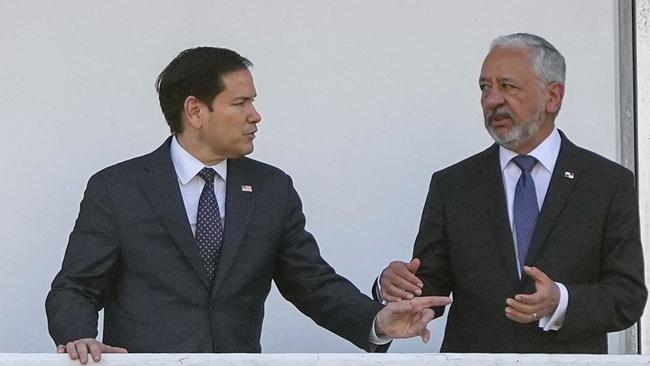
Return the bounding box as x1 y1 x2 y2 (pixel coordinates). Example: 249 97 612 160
486 108 513 123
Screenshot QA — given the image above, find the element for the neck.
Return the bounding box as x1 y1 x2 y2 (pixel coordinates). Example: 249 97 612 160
510 122 555 155
175 133 226 166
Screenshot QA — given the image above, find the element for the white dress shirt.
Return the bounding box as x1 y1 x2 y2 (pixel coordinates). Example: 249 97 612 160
499 128 568 331
170 136 227 236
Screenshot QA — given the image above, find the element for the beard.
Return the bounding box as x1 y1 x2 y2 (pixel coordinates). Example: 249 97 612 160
484 105 544 150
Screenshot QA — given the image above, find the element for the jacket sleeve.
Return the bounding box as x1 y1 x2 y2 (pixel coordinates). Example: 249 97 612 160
557 170 647 340
412 172 452 318
272 175 383 352
45 172 121 346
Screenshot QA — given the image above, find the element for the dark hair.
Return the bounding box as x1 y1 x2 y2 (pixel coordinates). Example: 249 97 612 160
155 47 253 133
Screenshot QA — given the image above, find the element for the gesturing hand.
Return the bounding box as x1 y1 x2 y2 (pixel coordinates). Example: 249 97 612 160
505 266 560 323
380 258 424 302
375 295 452 343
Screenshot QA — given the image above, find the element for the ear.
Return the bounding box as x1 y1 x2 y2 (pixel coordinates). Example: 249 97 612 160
545 82 564 114
182 96 204 130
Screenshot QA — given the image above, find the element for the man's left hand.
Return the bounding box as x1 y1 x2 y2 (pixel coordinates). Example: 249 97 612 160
505 266 560 324
375 296 452 343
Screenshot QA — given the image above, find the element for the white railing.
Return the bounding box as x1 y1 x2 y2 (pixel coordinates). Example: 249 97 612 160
1 353 650 366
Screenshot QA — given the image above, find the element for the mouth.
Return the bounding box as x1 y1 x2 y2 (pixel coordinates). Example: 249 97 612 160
487 112 513 127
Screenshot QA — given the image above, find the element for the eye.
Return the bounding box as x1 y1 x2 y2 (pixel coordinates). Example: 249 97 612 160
232 98 256 106
479 83 489 92
232 99 251 106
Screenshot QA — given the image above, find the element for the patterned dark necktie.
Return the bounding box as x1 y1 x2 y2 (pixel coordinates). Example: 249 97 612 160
196 167 224 283
512 155 539 269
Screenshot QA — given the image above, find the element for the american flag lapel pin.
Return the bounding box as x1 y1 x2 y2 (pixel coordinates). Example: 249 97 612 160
241 185 253 192
564 171 575 179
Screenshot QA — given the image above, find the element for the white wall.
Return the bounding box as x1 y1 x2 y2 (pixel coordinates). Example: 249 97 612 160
0 0 622 353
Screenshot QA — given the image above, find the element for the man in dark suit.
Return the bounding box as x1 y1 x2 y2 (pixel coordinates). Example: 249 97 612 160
375 33 647 353
46 47 451 364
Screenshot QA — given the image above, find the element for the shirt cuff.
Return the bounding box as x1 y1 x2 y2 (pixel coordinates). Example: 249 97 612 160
375 275 387 305
538 282 568 331
369 315 393 345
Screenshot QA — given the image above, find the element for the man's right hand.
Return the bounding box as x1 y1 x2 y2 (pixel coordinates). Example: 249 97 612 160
380 258 424 302
57 338 127 364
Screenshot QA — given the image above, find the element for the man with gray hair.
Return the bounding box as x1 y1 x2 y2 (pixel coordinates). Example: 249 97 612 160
374 33 647 353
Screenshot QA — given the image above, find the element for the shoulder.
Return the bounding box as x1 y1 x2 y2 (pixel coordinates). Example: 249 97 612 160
563 138 634 187
432 144 498 180
87 138 173 184
574 146 631 175
231 156 289 180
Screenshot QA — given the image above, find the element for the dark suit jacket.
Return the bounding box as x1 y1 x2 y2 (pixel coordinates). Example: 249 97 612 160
46 137 382 353
377 131 646 353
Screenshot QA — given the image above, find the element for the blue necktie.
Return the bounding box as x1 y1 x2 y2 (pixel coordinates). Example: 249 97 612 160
512 155 539 269
196 168 224 283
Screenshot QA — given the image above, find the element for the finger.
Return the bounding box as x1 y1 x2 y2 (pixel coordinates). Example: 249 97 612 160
382 271 422 298
382 293 406 303
409 296 452 312
103 345 129 353
405 258 422 278
523 266 550 283
505 297 538 313
415 308 435 342
414 296 452 311
380 276 414 300
56 345 65 353
421 328 431 343
88 341 103 362
385 276 422 298
419 308 436 323
382 285 415 300
385 261 423 288
513 291 544 304
505 306 535 324
74 341 89 365
66 342 79 360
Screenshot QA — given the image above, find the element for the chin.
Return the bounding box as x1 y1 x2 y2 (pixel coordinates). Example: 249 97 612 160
241 145 254 156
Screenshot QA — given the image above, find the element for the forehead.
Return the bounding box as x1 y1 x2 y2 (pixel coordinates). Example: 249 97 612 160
219 68 256 96
480 46 537 80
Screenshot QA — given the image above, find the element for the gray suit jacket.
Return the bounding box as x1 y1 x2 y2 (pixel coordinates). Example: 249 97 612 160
46 137 382 353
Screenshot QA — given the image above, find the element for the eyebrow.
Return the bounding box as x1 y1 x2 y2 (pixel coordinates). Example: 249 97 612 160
479 76 518 83
231 95 256 102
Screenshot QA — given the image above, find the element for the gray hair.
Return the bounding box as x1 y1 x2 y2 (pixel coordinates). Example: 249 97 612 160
490 33 566 86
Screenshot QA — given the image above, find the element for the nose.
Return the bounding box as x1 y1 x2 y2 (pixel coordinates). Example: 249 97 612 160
483 87 506 110
248 105 262 124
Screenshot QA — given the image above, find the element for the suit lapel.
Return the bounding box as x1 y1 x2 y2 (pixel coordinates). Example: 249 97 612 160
211 158 256 297
525 131 581 267
479 145 520 287
139 137 212 290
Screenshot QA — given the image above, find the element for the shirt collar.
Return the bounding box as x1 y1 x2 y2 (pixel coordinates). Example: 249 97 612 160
170 135 228 185
499 127 561 174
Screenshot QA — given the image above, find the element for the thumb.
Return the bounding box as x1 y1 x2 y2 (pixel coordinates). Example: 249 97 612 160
56 345 65 353
406 258 421 274
523 266 549 284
